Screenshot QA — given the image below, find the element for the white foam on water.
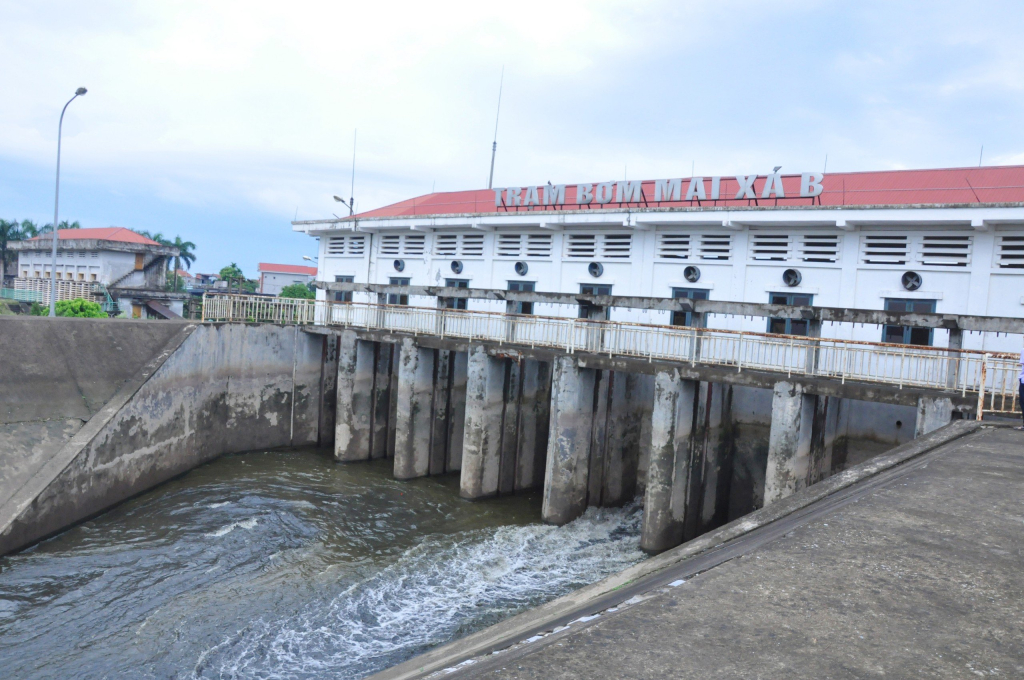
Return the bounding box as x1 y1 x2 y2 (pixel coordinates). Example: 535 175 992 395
192 502 644 679
204 517 259 538
207 501 232 509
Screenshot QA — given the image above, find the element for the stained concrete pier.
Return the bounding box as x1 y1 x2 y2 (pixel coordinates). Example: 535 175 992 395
372 424 1024 680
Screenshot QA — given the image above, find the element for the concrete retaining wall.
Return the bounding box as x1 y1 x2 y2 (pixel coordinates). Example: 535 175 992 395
0 322 325 556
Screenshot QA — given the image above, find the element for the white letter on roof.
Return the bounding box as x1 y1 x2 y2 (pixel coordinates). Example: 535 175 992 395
615 180 643 203
524 186 541 206
576 184 594 204
685 177 707 201
710 176 722 200
800 172 824 198
761 173 785 199
506 187 523 206
494 188 505 207
596 182 615 204
735 175 757 199
655 178 681 202
544 184 566 205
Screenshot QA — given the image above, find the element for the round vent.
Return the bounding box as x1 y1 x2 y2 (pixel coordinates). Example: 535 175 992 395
450 260 463 274
588 262 604 278
393 259 405 272
782 268 802 287
514 261 529 276
683 265 701 283
901 271 922 291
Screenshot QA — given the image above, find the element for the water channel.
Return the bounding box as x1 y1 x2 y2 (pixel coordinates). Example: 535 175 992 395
0 449 645 679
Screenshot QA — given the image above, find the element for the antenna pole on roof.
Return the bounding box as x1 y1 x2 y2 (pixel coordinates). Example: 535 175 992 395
823 153 828 174
979 145 984 167
487 66 504 190
349 129 357 216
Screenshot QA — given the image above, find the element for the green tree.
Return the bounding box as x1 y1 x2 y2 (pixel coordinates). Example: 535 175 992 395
219 262 244 280
169 236 196 291
31 298 106 318
38 220 81 234
0 219 21 281
279 283 315 299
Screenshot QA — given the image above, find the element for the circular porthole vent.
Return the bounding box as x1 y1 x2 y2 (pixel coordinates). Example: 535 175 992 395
782 268 802 287
901 271 923 291
683 265 701 283
393 259 405 272
588 262 604 278
514 261 529 276
451 260 464 274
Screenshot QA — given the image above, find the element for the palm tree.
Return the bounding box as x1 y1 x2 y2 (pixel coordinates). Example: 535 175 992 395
20 220 39 238
0 219 21 281
169 236 196 290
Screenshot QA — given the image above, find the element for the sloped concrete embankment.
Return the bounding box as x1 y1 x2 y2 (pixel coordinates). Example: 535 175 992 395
0 320 325 556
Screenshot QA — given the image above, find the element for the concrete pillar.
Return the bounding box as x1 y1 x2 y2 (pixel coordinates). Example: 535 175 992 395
370 343 393 460
763 381 816 505
635 374 656 494
542 355 597 525
318 334 339 448
393 338 435 480
915 396 954 437
692 382 736 537
447 351 468 471
334 330 375 462
429 350 452 476
807 395 839 485
386 344 400 458
498 359 523 495
460 346 505 499
641 369 697 553
587 370 612 507
515 359 551 492
601 372 644 507
946 329 963 389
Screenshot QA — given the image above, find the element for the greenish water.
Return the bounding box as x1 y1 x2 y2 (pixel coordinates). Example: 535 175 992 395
0 449 644 679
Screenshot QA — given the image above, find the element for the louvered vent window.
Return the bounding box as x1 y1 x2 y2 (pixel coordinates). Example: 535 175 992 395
656 232 691 260
861 235 909 264
434 234 458 256
497 233 553 258
699 234 732 261
918 235 971 267
525 234 552 257
434 233 485 257
601 234 632 258
380 234 425 256
496 233 523 257
326 235 366 256
461 234 484 257
996 234 1024 268
565 234 597 258
750 233 791 261
799 234 841 263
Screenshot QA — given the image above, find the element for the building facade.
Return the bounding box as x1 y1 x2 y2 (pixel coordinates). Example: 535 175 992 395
10 228 186 318
292 166 1024 353
257 263 318 296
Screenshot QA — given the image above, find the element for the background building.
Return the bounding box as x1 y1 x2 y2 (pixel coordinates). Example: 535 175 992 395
257 263 317 295
9 227 187 318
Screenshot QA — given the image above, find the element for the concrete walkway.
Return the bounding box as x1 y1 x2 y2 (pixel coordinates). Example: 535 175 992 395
422 426 1024 679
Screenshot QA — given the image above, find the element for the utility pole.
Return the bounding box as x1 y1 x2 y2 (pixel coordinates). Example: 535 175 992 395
50 87 87 316
487 67 504 190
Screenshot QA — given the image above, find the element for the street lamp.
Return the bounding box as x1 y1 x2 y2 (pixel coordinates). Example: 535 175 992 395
49 87 87 317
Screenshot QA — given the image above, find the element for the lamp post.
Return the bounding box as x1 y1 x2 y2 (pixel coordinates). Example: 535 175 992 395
49 87 87 317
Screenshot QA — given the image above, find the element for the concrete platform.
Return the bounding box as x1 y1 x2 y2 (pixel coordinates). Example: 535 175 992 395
379 424 1024 679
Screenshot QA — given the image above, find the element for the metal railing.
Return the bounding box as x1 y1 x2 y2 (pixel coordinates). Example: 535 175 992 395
202 294 1020 415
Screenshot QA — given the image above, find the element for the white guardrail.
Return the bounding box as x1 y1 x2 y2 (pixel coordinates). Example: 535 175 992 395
201 294 1020 416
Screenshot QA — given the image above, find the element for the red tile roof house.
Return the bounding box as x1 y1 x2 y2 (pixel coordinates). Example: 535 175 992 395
257 263 318 296
9 227 188 318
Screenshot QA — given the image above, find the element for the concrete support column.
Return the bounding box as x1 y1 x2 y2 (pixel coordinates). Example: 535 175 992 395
946 329 964 389
460 346 505 499
370 343 393 460
318 334 339 448
447 351 468 471
498 360 523 495
640 369 697 553
764 381 816 505
915 396 954 437
542 355 597 525
635 374 656 494
393 338 435 480
586 370 612 507
601 372 644 507
429 350 452 475
334 330 375 462
694 382 735 537
515 359 551 492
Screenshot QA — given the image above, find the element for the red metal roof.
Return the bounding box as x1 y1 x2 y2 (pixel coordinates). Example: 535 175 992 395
350 165 1024 219
29 227 162 246
258 263 318 276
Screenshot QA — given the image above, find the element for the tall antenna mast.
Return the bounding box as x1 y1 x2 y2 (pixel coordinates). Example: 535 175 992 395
487 66 504 190
349 129 357 216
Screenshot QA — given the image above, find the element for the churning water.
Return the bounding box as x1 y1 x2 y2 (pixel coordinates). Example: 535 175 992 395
0 450 644 679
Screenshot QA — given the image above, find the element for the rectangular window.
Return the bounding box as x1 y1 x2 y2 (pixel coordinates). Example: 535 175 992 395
443 278 469 310
670 288 709 327
698 234 732 261
799 234 841 263
387 276 410 305
861 234 909 264
380 234 424 256
579 284 612 320
564 233 631 259
565 234 597 258
996 234 1024 268
656 232 691 260
507 280 536 314
601 233 632 258
525 234 553 258
767 293 814 335
750 233 791 261
434 233 484 258
882 298 936 346
326 235 367 256
333 275 354 302
496 233 553 259
918 235 971 267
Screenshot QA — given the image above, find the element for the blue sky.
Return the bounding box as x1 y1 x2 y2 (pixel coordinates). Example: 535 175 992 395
2 0 1023 276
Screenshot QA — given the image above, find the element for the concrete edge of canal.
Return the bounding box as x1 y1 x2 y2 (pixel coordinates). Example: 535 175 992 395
369 418 987 680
